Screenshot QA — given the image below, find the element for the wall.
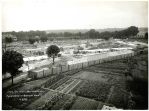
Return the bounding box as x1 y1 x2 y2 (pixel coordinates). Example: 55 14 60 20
28 51 135 79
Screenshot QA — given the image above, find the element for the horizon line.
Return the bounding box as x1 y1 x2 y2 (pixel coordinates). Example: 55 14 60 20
2 26 148 32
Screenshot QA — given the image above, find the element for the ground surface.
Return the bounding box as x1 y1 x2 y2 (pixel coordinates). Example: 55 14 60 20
3 51 148 110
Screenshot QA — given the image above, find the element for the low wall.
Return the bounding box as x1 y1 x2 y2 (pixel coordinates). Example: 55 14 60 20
28 51 135 79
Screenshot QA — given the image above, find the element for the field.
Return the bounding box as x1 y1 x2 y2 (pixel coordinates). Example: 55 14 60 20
70 96 99 110
3 52 148 110
72 71 108 82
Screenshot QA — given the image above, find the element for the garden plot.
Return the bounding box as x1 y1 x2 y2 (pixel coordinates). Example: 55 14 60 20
107 86 129 109
62 79 81 94
55 78 74 91
75 80 111 102
72 71 109 82
100 74 126 86
51 94 77 110
50 94 72 110
49 76 71 90
26 90 60 110
44 74 65 88
70 96 99 110
55 78 82 94
68 80 84 94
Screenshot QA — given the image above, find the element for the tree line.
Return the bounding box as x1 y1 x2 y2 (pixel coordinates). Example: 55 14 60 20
2 26 144 41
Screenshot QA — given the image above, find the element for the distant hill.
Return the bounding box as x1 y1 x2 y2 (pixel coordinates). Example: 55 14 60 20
45 27 148 34
45 28 124 33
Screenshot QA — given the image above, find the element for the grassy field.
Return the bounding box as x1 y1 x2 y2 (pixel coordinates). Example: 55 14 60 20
70 96 99 110
72 71 108 82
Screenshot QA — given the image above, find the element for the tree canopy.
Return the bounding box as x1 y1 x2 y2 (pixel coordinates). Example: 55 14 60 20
46 45 60 65
2 50 24 85
3 26 140 40
46 45 60 57
28 38 36 44
40 36 48 42
5 37 13 43
145 32 148 39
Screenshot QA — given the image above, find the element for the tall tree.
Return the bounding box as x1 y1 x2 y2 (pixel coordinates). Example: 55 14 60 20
28 38 36 44
125 26 139 36
145 32 148 39
2 51 24 85
35 36 40 43
40 36 48 42
2 35 13 52
5 37 13 43
46 45 60 65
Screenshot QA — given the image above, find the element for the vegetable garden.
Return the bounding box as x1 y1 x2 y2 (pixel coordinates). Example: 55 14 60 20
3 57 134 110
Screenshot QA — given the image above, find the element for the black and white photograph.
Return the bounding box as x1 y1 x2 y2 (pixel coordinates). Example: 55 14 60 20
2 0 148 110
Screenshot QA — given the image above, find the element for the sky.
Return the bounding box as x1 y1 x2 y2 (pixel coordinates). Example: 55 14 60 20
1 0 148 32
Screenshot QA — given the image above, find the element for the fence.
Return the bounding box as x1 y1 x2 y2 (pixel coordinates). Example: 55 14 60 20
29 50 136 79
2 50 140 88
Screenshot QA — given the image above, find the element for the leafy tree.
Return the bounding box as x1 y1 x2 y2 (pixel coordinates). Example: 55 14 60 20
40 36 48 42
64 32 73 37
46 45 60 65
88 29 99 39
5 37 13 43
126 26 139 36
35 36 40 43
2 50 24 85
28 38 36 44
2 35 13 52
145 32 148 39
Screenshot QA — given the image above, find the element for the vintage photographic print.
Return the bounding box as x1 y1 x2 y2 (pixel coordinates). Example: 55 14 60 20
2 0 148 110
